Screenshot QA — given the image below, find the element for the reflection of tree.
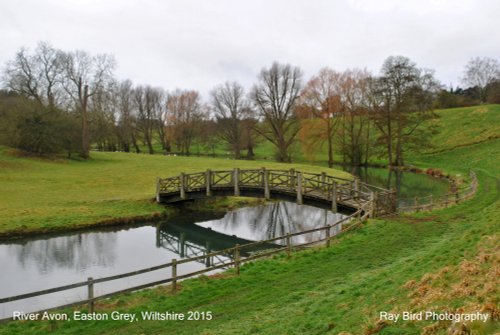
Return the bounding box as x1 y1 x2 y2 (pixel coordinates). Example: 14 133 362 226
6 232 117 274
204 202 346 244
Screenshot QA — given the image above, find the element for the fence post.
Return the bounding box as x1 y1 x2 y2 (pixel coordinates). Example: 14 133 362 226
455 191 459 204
206 169 212 196
234 244 240 275
180 173 186 200
87 277 94 313
286 233 291 258
264 168 270 200
414 197 419 212
172 259 177 293
234 168 240 196
371 191 378 217
354 178 360 199
156 177 161 202
297 172 303 205
205 242 211 267
289 168 296 188
325 225 331 248
321 172 326 187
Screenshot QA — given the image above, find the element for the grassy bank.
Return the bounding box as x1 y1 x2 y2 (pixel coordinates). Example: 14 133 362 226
1 139 497 334
0 147 351 238
0 106 498 334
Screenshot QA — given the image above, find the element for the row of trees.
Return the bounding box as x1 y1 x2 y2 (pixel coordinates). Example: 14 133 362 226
1 42 497 167
436 57 500 108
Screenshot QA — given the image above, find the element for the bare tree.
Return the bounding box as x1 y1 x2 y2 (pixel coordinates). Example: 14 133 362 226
299 68 343 167
166 89 203 155
2 42 64 108
61 50 115 158
210 81 248 159
251 62 302 162
462 57 500 102
372 56 439 166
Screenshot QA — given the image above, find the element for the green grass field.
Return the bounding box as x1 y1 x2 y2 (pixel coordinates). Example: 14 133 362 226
0 105 498 334
0 148 351 237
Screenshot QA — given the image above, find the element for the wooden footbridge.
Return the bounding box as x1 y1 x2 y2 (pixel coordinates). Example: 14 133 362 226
156 168 397 217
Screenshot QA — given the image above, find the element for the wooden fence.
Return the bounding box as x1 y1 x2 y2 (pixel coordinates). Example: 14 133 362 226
397 171 478 213
0 206 371 323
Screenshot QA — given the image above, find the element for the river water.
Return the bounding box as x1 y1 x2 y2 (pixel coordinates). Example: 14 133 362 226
0 166 450 319
0 202 345 318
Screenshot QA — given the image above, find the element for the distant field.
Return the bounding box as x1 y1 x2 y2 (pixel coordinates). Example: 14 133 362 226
426 104 500 152
0 147 351 236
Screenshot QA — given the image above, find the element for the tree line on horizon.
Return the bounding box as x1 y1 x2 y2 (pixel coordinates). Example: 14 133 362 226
0 42 499 166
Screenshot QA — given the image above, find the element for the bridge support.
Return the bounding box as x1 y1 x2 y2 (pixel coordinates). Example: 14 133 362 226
206 169 212 196
234 168 240 196
297 172 303 205
332 181 338 212
180 173 186 200
156 177 161 202
263 168 270 200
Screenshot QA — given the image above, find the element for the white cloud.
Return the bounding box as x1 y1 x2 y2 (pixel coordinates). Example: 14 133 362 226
0 0 499 96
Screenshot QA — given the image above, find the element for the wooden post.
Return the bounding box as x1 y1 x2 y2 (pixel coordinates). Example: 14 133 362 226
87 277 94 313
296 172 303 205
289 168 296 188
206 169 212 196
286 233 291 258
371 191 378 217
180 173 186 200
331 182 338 212
156 177 161 202
354 178 359 199
264 169 270 200
205 242 211 267
233 168 240 196
171 259 177 293
179 233 185 258
234 244 240 275
415 197 419 212
455 192 459 204
321 172 326 192
325 226 331 248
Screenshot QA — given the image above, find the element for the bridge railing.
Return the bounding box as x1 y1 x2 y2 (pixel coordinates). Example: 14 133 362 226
157 168 381 214
0 206 369 324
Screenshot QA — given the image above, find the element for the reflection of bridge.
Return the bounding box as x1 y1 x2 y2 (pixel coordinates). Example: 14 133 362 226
156 222 279 267
156 169 397 216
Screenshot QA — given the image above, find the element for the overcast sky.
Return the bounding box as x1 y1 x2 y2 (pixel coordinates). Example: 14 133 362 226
1 0 498 97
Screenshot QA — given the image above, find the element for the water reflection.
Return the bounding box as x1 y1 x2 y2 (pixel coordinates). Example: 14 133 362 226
0 201 345 317
342 165 450 199
5 233 117 274
188 202 346 245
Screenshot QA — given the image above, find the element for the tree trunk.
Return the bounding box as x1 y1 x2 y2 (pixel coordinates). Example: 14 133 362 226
80 84 90 159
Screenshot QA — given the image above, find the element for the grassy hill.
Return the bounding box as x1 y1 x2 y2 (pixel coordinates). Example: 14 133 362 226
0 105 498 334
